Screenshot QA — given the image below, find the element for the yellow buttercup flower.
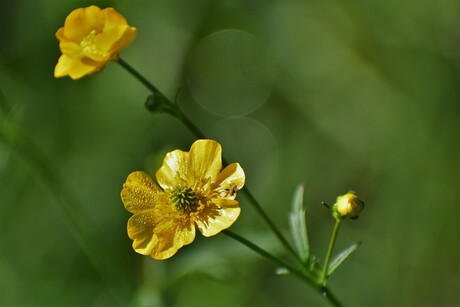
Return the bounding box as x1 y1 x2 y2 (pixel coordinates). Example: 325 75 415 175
54 5 137 79
121 139 245 260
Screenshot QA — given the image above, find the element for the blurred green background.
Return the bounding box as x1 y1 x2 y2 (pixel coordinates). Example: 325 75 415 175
1 0 460 306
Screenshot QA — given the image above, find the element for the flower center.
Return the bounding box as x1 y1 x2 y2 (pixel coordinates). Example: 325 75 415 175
80 29 105 59
170 186 199 213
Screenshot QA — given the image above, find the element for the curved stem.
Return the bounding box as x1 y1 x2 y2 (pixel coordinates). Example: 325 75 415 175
117 58 206 139
223 230 342 307
223 230 316 284
116 58 298 261
321 218 342 284
174 109 206 139
239 186 301 263
117 58 161 94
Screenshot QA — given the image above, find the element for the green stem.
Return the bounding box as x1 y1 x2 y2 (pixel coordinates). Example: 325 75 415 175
322 287 343 307
239 186 301 263
321 218 342 284
174 109 206 139
223 230 316 284
117 58 205 139
116 57 162 95
223 230 342 307
116 58 299 262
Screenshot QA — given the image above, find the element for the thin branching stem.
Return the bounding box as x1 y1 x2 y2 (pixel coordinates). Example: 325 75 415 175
223 230 342 307
239 186 300 262
223 230 316 282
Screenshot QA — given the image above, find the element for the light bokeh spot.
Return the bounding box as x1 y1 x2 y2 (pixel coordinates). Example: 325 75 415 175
186 30 275 117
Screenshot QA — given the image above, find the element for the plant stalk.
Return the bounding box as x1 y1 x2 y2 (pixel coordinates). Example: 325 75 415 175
223 230 342 307
321 218 342 284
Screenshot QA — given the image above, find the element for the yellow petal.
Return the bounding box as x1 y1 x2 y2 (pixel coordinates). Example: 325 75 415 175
55 27 65 41
156 149 189 190
59 41 81 56
108 26 137 56
194 199 241 237
99 8 136 57
103 7 129 28
54 54 98 79
188 139 222 187
127 212 157 253
121 171 164 214
152 219 196 260
128 211 196 260
94 25 133 58
62 6 103 42
211 163 245 199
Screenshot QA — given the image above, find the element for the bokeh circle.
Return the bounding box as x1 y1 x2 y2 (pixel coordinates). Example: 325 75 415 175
186 30 275 117
208 117 278 194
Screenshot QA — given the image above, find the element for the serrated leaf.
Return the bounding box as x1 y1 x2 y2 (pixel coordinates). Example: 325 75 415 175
327 241 362 277
289 183 309 263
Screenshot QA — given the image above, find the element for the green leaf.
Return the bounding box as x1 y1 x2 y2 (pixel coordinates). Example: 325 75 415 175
289 183 309 263
327 241 362 277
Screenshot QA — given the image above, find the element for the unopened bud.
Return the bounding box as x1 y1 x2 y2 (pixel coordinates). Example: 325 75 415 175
333 191 364 220
145 93 174 114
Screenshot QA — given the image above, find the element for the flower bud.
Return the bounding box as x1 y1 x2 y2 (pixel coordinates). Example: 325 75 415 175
145 93 174 114
333 191 364 220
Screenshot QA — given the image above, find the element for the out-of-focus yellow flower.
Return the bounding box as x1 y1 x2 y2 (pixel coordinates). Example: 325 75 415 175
54 5 137 79
333 191 364 220
121 139 245 260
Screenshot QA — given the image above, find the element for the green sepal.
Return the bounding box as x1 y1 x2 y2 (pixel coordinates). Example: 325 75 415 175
289 183 310 263
327 241 362 277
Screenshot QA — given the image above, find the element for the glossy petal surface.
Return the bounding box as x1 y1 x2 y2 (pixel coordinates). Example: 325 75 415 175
128 211 195 259
211 163 245 199
156 149 189 190
194 198 241 237
188 139 222 187
121 171 162 214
